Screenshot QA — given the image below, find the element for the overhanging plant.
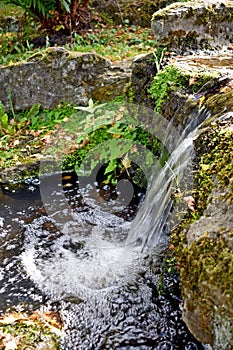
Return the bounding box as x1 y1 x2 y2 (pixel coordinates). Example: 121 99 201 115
4 0 91 33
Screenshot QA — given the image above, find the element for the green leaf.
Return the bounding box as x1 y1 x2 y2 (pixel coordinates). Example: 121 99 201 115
62 0 71 13
74 99 107 114
1 113 9 128
146 152 154 166
104 159 117 174
26 103 41 119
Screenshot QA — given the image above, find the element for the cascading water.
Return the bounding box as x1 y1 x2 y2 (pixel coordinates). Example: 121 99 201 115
0 103 208 349
126 104 209 252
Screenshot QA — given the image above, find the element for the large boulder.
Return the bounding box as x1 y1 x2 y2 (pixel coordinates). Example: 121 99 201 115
0 47 131 111
151 0 233 52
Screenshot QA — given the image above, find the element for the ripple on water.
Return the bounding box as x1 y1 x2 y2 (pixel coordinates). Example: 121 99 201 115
20 207 140 299
0 180 205 349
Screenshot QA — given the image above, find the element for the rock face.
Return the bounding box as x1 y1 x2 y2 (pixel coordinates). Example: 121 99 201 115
178 92 233 349
129 53 157 107
130 51 233 349
151 0 233 52
0 47 131 111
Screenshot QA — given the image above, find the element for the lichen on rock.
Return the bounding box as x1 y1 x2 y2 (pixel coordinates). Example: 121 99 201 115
151 0 233 52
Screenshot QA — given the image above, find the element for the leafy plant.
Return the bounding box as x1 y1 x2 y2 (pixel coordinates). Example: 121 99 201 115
58 99 166 188
0 101 16 136
0 97 166 188
148 65 184 112
0 101 77 169
3 0 91 34
0 20 155 66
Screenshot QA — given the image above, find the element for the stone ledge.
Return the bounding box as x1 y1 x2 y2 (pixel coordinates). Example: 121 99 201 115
0 47 131 111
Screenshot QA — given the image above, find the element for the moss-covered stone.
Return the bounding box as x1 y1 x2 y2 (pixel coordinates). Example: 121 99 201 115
0 159 40 187
172 105 233 348
0 47 131 111
151 0 233 52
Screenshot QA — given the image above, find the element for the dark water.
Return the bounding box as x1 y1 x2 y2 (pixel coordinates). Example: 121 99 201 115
0 175 204 350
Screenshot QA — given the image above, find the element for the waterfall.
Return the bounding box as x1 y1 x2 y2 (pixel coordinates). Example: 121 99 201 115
126 106 209 253
18 104 210 296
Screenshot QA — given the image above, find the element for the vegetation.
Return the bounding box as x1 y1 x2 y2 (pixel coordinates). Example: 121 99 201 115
60 99 166 187
0 24 155 66
148 61 221 113
0 101 77 168
0 0 156 66
0 310 62 349
169 116 233 342
3 0 91 34
148 65 185 112
0 98 166 190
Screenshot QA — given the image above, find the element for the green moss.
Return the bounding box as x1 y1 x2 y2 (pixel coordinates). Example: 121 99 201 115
0 320 60 350
148 62 220 113
0 1 24 17
171 118 233 243
148 65 186 112
195 122 233 206
170 114 233 344
152 0 233 23
179 234 233 334
180 235 233 300
125 84 135 103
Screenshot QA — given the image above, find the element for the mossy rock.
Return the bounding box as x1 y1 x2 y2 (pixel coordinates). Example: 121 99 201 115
0 47 131 111
151 0 233 52
174 102 233 348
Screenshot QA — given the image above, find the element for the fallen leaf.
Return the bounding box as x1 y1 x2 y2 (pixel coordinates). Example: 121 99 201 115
183 196 195 212
201 164 210 171
130 145 137 154
189 75 198 86
122 155 131 170
13 139 20 147
39 311 62 329
2 334 20 350
112 134 121 138
0 313 26 324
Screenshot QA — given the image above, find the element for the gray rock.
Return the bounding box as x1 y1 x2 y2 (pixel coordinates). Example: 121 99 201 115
0 47 131 111
151 0 233 51
180 111 233 349
187 187 233 245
